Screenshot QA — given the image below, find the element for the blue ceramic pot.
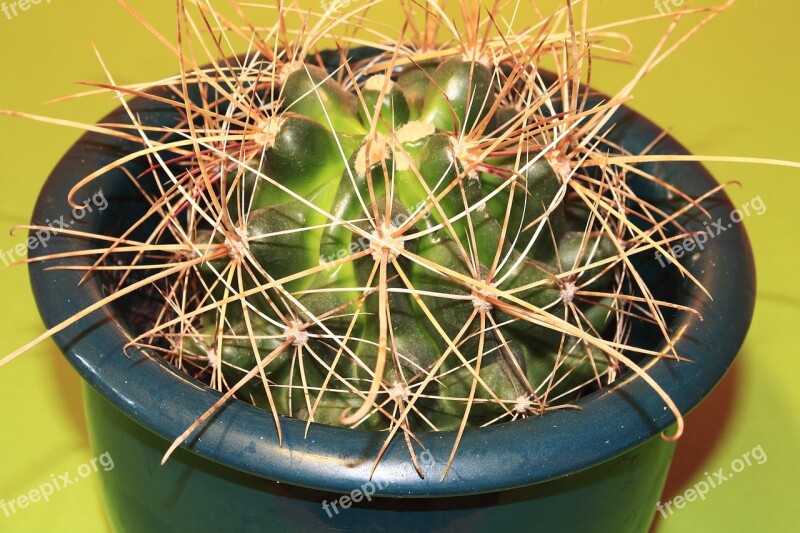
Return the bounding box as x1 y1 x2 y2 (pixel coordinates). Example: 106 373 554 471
29 48 755 532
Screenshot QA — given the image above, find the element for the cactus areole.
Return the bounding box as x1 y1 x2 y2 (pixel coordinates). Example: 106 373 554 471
28 45 754 497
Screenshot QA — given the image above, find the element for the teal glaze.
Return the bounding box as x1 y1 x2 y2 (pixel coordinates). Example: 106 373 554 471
84 382 675 532
29 48 755 532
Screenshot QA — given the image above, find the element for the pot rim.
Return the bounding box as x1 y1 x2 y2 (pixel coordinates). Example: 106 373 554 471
28 48 755 497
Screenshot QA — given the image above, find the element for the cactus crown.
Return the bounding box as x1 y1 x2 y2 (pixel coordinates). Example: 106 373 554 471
158 5 688 474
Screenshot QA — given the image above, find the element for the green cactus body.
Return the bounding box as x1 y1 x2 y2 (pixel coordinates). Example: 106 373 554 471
420 58 496 133
397 59 441 119
358 75 411 133
190 55 617 430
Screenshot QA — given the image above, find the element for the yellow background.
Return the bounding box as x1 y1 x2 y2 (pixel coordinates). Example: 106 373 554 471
0 1 797 531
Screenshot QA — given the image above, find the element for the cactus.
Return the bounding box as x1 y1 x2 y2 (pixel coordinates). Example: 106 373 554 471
153 10 680 468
